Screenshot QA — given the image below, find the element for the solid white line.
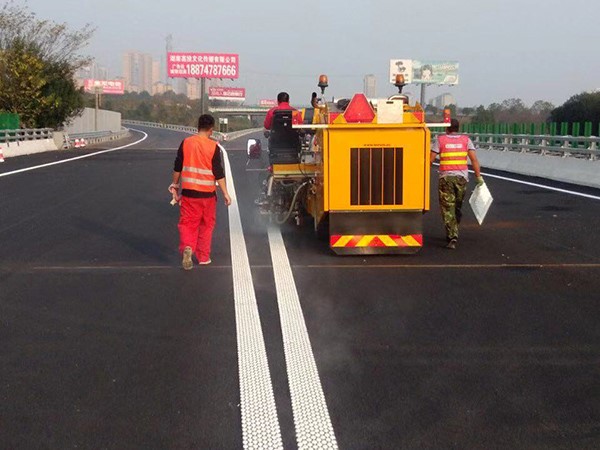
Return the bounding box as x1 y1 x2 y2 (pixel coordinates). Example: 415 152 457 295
268 225 338 450
222 149 284 450
432 163 600 201
0 129 148 178
479 170 600 201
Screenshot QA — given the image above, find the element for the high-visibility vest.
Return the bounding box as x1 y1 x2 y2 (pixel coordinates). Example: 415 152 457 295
438 134 469 172
181 135 217 192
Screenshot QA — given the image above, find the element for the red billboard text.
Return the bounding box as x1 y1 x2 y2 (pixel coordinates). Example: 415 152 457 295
208 87 245 101
84 79 125 95
259 99 277 107
168 53 239 79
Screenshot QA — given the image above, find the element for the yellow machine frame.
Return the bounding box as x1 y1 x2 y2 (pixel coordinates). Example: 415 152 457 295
269 91 432 255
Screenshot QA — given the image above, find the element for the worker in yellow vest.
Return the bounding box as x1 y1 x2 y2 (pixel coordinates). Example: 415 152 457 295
169 114 231 269
431 118 483 249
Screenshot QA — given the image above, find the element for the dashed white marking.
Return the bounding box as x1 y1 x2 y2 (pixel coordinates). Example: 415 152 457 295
0 129 148 178
223 149 283 450
268 225 338 450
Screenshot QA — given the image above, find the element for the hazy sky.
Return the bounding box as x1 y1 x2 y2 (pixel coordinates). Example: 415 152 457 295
23 0 600 107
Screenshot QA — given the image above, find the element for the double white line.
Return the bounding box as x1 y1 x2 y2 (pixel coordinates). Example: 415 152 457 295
223 149 338 449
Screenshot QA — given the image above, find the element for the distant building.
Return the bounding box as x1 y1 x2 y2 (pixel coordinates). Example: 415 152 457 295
122 51 155 93
152 60 161 89
75 62 109 88
172 78 188 96
152 82 171 96
431 93 456 110
187 79 201 100
363 74 377 99
186 78 217 100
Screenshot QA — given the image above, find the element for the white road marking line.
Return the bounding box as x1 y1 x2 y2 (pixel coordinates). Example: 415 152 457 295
0 129 149 178
432 163 600 200
223 149 284 450
268 225 338 450
479 170 600 201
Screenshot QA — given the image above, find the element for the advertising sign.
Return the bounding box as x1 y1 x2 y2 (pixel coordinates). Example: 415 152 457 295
389 59 413 84
259 99 277 108
389 60 459 85
412 60 459 85
84 79 125 95
208 87 246 101
168 52 239 79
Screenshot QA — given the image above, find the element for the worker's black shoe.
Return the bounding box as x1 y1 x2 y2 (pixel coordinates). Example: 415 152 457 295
446 238 457 250
182 246 194 270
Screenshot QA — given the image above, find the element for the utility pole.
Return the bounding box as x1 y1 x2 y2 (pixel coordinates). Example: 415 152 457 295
94 86 102 131
420 84 427 107
166 34 173 90
200 78 206 114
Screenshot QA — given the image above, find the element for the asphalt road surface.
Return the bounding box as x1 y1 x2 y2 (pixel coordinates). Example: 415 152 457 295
1 126 599 449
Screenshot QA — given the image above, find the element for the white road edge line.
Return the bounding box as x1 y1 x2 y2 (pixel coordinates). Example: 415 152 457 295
432 163 600 201
478 170 600 201
222 148 284 450
0 128 149 178
267 225 338 450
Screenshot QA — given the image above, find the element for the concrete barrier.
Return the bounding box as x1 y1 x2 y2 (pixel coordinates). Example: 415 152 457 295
65 108 122 134
223 128 262 141
2 139 58 157
477 149 600 189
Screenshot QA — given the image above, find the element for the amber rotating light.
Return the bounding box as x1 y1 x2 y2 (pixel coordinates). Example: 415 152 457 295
318 74 329 95
394 74 406 94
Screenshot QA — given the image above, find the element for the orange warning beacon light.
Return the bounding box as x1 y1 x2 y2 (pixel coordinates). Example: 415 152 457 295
394 74 406 94
318 74 329 95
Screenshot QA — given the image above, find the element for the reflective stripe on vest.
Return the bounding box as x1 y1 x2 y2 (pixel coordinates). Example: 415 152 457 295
438 134 469 171
181 135 217 192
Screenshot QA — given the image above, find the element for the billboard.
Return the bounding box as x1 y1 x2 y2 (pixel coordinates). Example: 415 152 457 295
389 60 459 85
208 87 245 101
168 52 239 79
84 79 125 95
412 60 459 85
259 99 277 107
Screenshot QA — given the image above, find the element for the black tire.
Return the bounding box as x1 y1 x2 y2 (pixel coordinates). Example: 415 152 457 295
315 213 330 241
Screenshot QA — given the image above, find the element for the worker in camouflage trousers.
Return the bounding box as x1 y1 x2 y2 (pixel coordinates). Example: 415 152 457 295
431 119 484 249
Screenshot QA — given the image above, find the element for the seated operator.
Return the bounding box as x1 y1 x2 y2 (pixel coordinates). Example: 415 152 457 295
263 92 303 130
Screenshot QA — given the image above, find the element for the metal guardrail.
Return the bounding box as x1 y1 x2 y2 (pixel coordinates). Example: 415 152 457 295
209 106 270 114
431 132 600 160
67 128 130 147
0 128 53 144
123 120 198 134
70 130 113 140
122 120 261 142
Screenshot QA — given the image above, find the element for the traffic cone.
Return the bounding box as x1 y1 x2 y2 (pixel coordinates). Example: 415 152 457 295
80 139 87 148
74 139 81 148
0 147 4 163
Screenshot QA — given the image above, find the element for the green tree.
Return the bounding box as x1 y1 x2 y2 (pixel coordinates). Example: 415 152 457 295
0 40 47 126
531 100 554 117
0 2 93 128
550 92 600 124
472 105 495 124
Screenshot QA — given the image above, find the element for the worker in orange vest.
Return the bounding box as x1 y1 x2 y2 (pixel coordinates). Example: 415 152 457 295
169 114 231 269
431 118 483 249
